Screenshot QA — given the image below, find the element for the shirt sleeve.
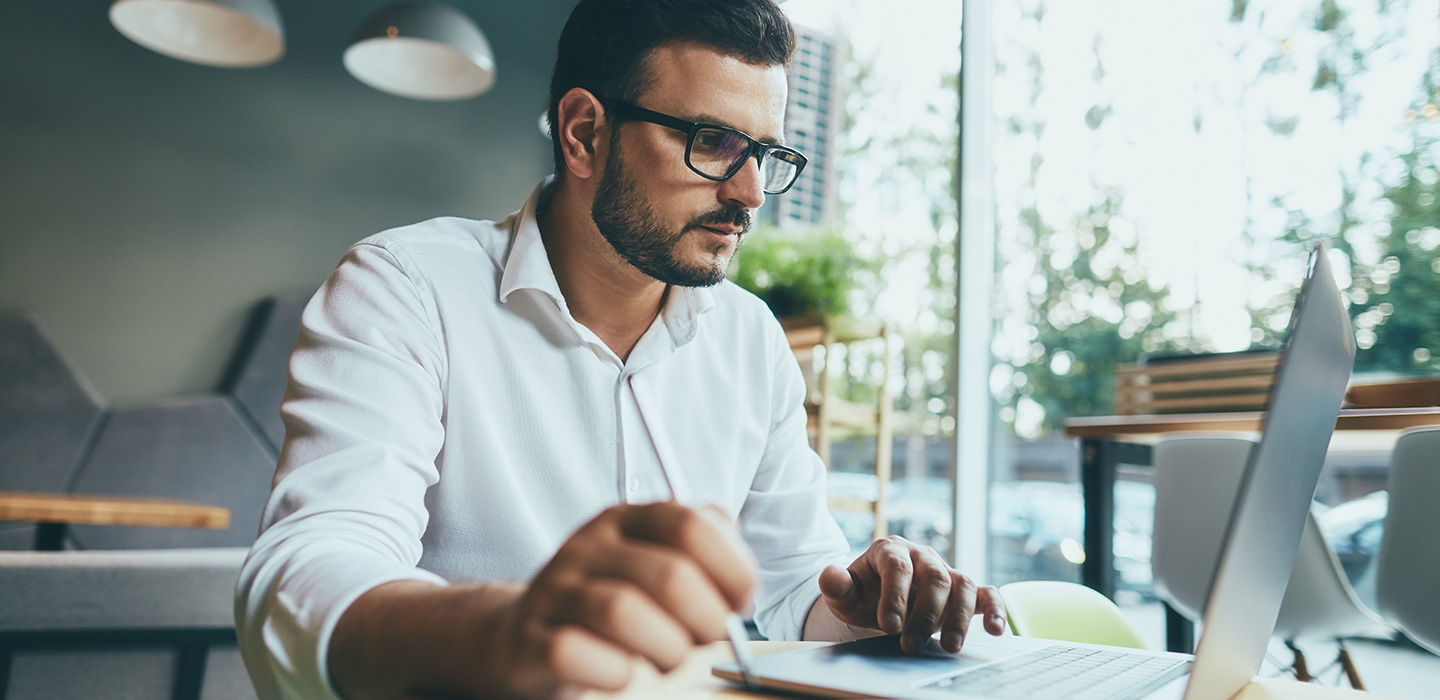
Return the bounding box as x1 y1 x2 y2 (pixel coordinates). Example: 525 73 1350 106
742 321 853 642
235 241 451 700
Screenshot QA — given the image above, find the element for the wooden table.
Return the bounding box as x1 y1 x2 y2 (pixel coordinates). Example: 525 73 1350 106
581 640 1386 699
1064 408 1440 652
0 491 230 550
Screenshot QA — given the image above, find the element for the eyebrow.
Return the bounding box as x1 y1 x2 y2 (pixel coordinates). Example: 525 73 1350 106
686 111 786 147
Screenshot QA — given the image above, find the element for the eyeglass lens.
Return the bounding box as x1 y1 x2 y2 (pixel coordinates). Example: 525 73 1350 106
689 127 801 194
762 151 802 194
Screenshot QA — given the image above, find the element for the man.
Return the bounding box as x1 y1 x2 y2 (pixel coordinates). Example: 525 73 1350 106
235 1 1006 698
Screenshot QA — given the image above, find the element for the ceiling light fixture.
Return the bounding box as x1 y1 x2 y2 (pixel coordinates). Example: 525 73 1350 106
343 1 496 101
109 0 285 68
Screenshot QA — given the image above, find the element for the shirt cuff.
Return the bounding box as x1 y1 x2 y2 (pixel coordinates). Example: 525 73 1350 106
314 569 450 700
763 572 825 641
254 556 449 700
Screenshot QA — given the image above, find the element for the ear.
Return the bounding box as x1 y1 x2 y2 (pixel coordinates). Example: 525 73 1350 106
555 88 608 180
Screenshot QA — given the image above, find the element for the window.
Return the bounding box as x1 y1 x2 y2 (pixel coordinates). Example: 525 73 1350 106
774 0 962 560
984 0 1440 640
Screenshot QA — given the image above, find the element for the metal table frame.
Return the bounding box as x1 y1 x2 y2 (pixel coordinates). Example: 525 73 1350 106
1070 407 1440 654
1079 437 1193 653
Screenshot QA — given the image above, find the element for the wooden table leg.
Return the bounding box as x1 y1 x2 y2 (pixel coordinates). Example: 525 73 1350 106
1083 440 1200 653
1338 645 1364 690
1286 640 1311 682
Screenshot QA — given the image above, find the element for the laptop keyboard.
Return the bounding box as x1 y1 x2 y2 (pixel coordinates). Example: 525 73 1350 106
921 645 1189 700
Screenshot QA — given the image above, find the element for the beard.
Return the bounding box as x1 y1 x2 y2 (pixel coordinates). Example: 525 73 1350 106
591 134 751 288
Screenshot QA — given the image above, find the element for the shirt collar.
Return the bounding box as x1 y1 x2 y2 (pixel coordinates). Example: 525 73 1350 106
499 177 567 311
498 177 718 350
658 282 716 349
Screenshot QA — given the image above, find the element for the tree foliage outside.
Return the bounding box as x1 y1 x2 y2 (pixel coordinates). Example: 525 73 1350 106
991 0 1189 437
728 5 964 439
1232 0 1440 375
1354 131 1440 372
993 0 1440 438
735 0 1439 447
996 190 1184 435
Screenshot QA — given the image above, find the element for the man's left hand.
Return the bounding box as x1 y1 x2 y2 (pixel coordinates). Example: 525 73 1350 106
818 535 1008 654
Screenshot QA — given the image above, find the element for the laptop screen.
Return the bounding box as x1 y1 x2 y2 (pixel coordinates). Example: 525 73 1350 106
1183 243 1356 700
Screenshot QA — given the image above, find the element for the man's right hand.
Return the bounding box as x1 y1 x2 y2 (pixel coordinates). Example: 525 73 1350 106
330 501 757 700
489 502 757 697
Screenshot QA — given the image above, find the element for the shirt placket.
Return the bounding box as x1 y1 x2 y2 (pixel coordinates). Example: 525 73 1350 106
613 316 678 504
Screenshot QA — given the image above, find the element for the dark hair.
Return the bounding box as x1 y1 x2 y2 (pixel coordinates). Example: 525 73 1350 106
546 0 796 177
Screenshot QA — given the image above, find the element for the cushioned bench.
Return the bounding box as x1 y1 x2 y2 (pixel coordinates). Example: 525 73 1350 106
0 549 250 700
0 294 309 700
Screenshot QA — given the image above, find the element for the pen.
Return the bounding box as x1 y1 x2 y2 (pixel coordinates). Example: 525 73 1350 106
725 611 759 691
651 460 758 690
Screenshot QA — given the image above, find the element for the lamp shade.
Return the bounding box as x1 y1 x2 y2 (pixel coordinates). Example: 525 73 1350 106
109 0 284 68
344 2 496 101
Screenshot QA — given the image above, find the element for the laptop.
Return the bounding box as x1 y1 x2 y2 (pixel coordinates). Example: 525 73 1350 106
714 242 1356 700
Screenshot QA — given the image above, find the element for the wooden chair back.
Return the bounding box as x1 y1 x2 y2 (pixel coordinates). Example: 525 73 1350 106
1115 352 1281 415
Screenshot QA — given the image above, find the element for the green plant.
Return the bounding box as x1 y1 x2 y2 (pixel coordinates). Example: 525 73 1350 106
728 224 871 319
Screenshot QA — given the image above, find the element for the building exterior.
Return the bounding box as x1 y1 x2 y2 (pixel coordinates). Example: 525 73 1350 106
765 25 843 228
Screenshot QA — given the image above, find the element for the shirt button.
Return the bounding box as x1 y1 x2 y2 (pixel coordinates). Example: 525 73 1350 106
628 477 640 491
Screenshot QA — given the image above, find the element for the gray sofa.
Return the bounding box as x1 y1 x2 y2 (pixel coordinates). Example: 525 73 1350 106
0 294 308 700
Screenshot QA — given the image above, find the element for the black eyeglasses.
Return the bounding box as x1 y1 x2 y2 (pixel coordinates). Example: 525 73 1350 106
599 98 808 195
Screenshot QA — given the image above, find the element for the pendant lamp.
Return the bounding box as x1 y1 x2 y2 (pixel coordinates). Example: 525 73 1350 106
344 2 496 101
109 0 285 68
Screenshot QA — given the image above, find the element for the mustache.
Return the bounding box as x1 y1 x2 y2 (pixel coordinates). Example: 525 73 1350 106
689 205 751 234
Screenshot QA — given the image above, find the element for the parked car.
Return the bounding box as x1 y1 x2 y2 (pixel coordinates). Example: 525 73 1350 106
825 472 882 551
988 480 1085 585
824 474 1157 599
824 473 958 555
1316 490 1387 610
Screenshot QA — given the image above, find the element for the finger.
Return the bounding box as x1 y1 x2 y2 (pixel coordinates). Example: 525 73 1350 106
696 505 764 611
862 537 914 635
555 579 694 671
587 539 733 642
545 624 635 692
697 505 756 563
978 585 1008 636
939 571 979 653
901 548 952 654
617 502 758 610
818 564 864 612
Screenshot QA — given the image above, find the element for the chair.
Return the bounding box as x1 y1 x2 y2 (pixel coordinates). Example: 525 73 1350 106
998 580 1148 650
1151 433 1389 687
1114 351 1280 415
1375 427 1440 656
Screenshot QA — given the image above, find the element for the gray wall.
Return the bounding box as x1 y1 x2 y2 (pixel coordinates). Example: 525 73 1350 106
0 1 574 405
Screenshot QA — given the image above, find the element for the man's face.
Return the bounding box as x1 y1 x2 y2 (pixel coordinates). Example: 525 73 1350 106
591 41 788 287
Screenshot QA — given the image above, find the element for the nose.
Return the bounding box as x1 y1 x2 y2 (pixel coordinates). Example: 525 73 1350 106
717 155 766 211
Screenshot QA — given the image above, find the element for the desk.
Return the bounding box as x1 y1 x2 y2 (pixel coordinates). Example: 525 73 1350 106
0 490 230 550
1064 408 1440 652
582 641 1389 699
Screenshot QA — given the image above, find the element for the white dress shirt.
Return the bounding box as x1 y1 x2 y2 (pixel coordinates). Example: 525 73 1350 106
234 178 852 700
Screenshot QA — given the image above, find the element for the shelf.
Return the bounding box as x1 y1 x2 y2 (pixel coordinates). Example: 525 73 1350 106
783 314 893 542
